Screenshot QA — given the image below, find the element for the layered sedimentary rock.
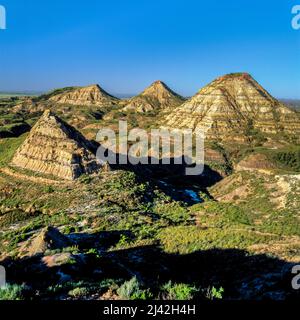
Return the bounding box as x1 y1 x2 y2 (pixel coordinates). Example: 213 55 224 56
204 148 227 165
124 80 185 113
49 84 119 106
11 110 101 180
164 73 300 141
235 153 276 173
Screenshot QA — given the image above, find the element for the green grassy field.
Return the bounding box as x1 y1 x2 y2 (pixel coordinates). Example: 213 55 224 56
0 92 39 98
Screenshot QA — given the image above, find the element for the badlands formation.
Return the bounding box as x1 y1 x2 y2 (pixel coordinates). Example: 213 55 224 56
5 73 300 181
123 80 185 113
49 84 119 106
164 73 300 142
11 110 101 180
0 73 300 301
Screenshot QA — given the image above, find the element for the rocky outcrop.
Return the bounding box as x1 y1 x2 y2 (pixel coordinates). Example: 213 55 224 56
24 226 71 256
11 110 102 180
124 80 185 113
164 73 300 142
235 153 276 173
42 252 77 268
204 148 227 164
49 84 119 106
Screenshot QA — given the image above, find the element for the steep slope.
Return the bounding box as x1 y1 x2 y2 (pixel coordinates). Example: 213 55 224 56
49 84 119 106
123 80 185 113
164 73 300 142
11 110 102 180
235 153 276 173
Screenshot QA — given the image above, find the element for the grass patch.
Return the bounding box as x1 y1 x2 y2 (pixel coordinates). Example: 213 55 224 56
158 226 277 254
0 135 27 166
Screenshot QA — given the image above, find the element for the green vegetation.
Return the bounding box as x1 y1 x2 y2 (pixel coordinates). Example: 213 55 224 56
161 281 198 300
273 147 300 171
232 145 300 173
33 87 79 102
117 277 153 300
153 202 190 224
191 201 252 226
0 285 25 300
159 226 277 254
68 287 89 298
244 120 267 146
0 134 27 166
0 209 41 228
47 279 120 298
0 121 299 300
0 122 30 138
226 72 249 77
260 212 300 236
206 286 224 300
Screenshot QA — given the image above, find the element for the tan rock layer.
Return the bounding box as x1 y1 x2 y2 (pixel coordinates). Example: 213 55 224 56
164 73 300 141
11 110 101 180
124 80 185 113
49 84 119 106
235 153 276 172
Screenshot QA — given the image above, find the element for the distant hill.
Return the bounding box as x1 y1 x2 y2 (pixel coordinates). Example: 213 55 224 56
123 80 185 113
279 99 300 111
47 84 119 106
0 92 40 98
5 85 121 130
164 73 300 143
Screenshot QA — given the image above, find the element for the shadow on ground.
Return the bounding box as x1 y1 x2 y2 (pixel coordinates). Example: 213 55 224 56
106 153 224 204
1 230 298 300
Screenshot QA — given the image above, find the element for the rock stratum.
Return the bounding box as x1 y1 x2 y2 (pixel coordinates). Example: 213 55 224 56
49 84 119 106
164 73 300 142
11 110 102 180
235 153 276 173
123 80 185 113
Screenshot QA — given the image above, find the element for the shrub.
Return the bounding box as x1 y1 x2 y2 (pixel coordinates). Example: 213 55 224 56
87 248 101 258
44 185 55 193
79 174 92 184
68 287 89 298
161 281 198 300
62 245 80 255
273 148 300 172
206 286 224 300
116 234 133 248
0 284 24 300
117 277 152 300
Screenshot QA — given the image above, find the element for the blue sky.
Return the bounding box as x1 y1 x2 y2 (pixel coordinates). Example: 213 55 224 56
0 0 299 98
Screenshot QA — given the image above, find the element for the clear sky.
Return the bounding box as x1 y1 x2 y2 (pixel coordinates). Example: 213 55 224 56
0 0 299 98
